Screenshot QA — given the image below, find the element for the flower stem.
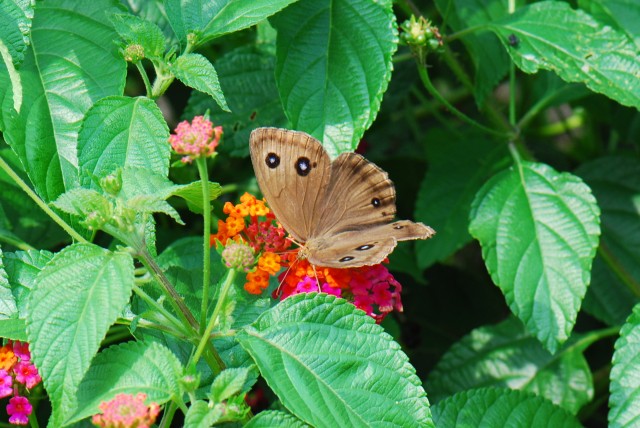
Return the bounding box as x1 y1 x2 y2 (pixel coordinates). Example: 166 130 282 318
135 61 153 98
193 268 237 365
196 158 212 336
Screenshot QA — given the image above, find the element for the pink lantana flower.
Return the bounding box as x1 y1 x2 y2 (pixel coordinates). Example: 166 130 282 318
92 393 160 428
14 361 42 389
169 116 223 163
0 369 13 398
10 341 30 361
7 396 32 425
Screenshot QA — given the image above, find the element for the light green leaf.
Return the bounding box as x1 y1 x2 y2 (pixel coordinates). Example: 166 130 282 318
111 13 166 60
433 0 510 106
0 247 18 319
271 0 397 157
27 243 134 426
78 96 170 189
164 0 299 45
211 367 251 402
0 318 26 341
489 1 640 109
184 401 223 428
128 196 184 225
610 303 640 427
183 47 287 158
469 161 600 352
1 0 126 202
579 0 640 50
236 293 434 428
426 317 593 414
51 188 112 218
432 387 582 428
576 156 640 326
170 180 222 213
246 410 311 428
415 133 509 269
171 53 229 112
69 341 183 424
3 250 53 317
0 0 33 65
122 0 177 46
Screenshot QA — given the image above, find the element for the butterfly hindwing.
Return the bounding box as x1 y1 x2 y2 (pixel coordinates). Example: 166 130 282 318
250 128 331 242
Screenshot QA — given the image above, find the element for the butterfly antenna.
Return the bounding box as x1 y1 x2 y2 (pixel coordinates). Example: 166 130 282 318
311 263 321 293
275 256 298 297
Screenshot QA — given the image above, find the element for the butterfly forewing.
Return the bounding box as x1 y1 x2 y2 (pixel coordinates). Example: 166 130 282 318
249 128 332 242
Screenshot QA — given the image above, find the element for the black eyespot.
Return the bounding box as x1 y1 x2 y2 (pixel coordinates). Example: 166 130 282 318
265 153 280 168
508 34 519 47
356 245 374 251
371 198 381 208
296 157 312 176
393 224 404 230
339 256 354 263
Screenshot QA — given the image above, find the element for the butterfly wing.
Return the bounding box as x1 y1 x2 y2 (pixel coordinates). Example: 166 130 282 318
311 152 397 237
249 128 332 243
306 220 435 268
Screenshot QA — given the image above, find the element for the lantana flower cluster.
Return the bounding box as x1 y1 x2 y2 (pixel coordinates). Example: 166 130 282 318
0 340 42 425
211 193 292 294
213 194 405 322
92 393 160 428
169 115 223 163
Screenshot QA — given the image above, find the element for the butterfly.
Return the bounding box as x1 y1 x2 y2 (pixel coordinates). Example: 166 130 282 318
249 127 435 268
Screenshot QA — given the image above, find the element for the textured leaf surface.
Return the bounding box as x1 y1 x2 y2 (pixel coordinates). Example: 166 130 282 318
579 0 640 50
1 0 126 201
432 387 582 428
236 293 434 428
415 134 509 269
610 304 640 428
3 250 53 316
0 0 33 65
211 367 251 402
0 247 17 319
78 96 170 188
469 161 600 352
183 47 287 157
426 317 593 414
577 157 640 325
111 13 166 60
171 53 229 112
490 1 640 109
246 410 311 428
70 341 182 424
26 244 134 425
184 401 222 428
271 0 397 157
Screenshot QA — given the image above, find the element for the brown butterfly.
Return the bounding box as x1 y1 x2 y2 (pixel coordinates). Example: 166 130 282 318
249 128 435 268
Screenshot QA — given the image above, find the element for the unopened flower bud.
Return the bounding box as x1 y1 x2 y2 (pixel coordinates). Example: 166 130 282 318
222 242 256 272
123 44 145 62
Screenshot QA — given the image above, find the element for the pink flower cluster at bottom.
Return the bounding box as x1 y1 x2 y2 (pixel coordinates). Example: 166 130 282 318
92 393 160 428
0 340 41 425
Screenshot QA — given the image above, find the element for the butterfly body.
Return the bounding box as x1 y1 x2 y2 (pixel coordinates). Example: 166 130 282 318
250 127 435 268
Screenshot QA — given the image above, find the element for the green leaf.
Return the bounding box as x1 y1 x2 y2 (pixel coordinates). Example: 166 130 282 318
610 303 640 427
489 1 640 110
426 317 593 414
164 0 299 45
432 387 582 428
26 243 134 426
576 156 640 326
236 293 434 428
246 410 311 428
3 250 54 316
170 180 222 213
0 0 33 65
433 0 510 106
51 188 112 218
111 13 166 60
183 47 287 158
579 0 640 50
69 341 182 424
0 246 18 319
271 0 397 157
415 133 509 269
171 53 229 112
184 401 223 428
469 161 600 352
78 96 170 189
211 367 251 402
1 0 126 202
0 318 26 341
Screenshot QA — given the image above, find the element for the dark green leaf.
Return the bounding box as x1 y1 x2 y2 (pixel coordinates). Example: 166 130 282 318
170 180 222 214
271 0 397 157
576 156 640 325
184 401 223 428
69 341 182 424
0 247 17 319
211 367 251 402
579 0 640 50
0 0 33 65
78 96 170 189
246 410 311 428
469 161 600 352
27 244 134 425
490 1 640 109
432 387 582 427
1 0 126 202
236 293 434 428
111 13 166 60
426 317 593 414
609 303 640 427
3 250 54 317
171 53 229 112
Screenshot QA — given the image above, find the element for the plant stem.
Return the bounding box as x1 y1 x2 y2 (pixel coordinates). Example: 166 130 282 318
133 284 190 337
193 268 237 365
196 158 212 336
135 61 153 97
0 155 86 243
